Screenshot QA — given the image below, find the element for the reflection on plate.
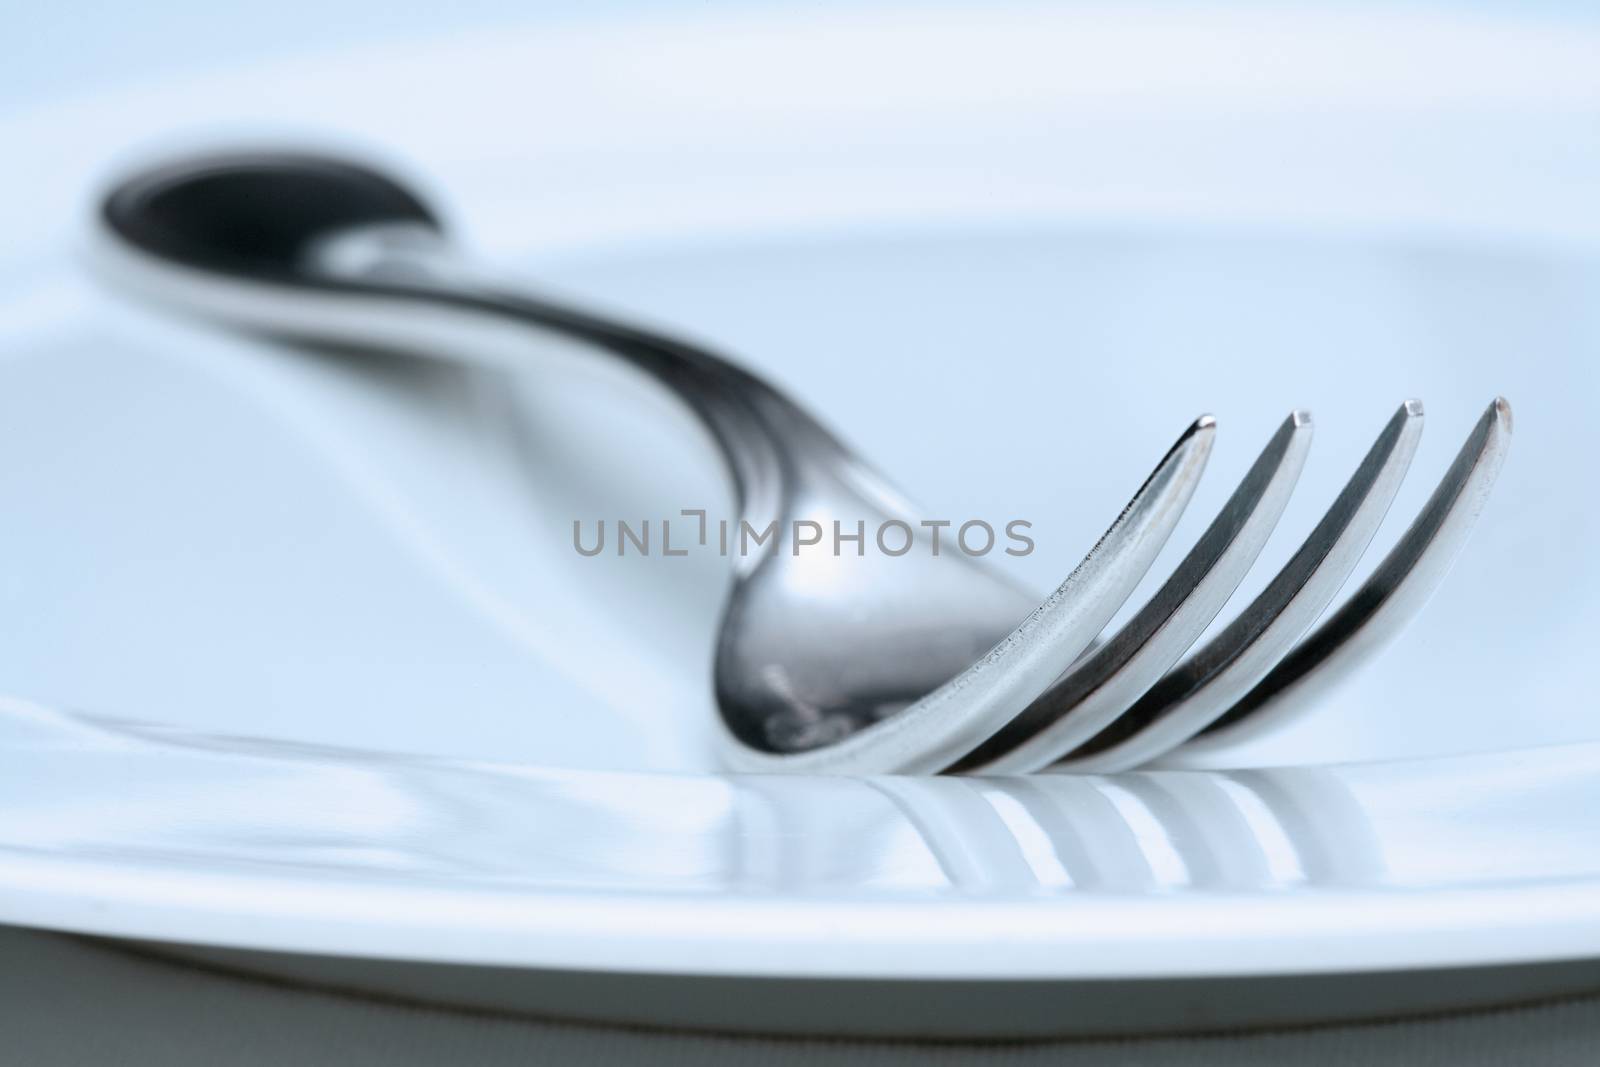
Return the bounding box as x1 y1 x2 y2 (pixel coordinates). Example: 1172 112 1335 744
6 696 1600 1034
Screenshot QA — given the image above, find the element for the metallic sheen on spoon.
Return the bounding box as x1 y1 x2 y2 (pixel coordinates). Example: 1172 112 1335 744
92 149 1511 775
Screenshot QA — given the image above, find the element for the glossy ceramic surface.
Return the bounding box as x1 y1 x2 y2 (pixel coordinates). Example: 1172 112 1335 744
7 698 1600 981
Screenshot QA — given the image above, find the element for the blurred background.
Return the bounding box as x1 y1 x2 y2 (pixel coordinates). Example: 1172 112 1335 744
6 1 1600 110
9 1 1600 112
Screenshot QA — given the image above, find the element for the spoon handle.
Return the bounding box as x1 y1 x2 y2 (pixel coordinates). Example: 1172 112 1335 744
309 223 832 530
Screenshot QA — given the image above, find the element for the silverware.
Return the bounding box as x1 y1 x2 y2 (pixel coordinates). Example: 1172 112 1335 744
93 150 1510 774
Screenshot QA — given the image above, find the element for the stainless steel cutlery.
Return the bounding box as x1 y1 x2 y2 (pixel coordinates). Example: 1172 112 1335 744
95 150 1510 774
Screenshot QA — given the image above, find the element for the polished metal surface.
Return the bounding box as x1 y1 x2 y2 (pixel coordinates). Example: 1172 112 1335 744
1170 398 1514 762
93 151 1511 775
1053 401 1428 772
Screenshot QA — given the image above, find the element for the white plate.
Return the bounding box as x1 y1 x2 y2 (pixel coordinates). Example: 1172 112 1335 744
7 700 1600 1036
2 2 1599 1038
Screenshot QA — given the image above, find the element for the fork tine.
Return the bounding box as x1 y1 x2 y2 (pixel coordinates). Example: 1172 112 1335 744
951 412 1313 774
754 417 1215 774
1166 398 1512 762
1048 400 1425 774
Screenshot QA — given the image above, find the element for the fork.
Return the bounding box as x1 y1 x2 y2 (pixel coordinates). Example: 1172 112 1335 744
93 149 1511 775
